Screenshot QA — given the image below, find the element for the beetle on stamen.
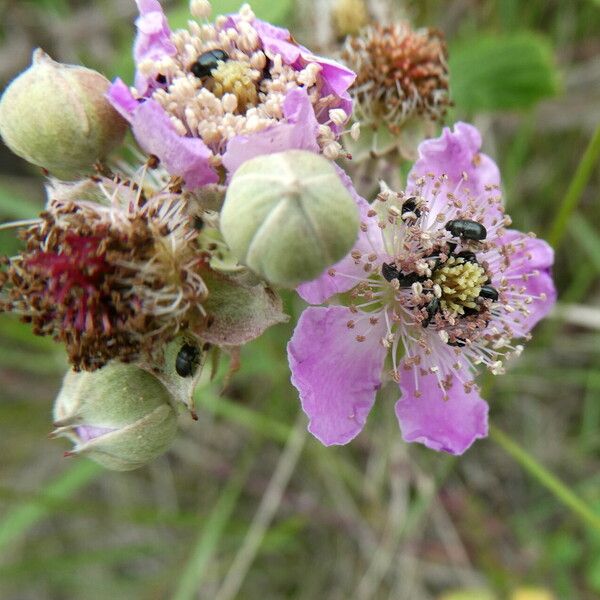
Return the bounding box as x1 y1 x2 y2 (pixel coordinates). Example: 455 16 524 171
445 219 487 241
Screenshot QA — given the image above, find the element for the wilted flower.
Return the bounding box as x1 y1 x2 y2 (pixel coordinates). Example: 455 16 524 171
0 167 208 370
342 22 450 139
52 362 178 471
220 150 359 288
0 49 127 177
288 123 556 454
107 0 356 189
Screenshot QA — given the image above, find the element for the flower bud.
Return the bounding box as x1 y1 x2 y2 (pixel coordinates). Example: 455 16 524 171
52 362 178 471
0 49 127 177
220 150 360 288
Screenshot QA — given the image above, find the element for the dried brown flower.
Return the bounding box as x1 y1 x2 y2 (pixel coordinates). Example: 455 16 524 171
0 172 208 370
343 22 450 133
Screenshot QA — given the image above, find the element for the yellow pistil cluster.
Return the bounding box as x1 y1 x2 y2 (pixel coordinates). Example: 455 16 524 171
210 61 258 111
433 257 488 315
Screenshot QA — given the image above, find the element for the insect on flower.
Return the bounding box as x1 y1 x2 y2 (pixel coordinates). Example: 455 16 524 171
106 0 357 188
175 342 203 377
288 123 556 455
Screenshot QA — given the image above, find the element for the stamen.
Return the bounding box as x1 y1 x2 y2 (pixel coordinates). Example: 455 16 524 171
432 256 488 315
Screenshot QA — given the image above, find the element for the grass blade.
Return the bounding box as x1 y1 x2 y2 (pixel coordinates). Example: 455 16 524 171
172 448 258 600
490 425 600 533
547 123 600 248
0 459 102 555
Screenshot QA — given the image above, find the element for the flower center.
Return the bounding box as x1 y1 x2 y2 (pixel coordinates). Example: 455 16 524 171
209 61 258 111
432 256 488 315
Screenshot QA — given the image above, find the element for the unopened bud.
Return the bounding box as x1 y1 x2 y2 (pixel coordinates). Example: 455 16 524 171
0 49 127 177
220 150 359 288
52 363 178 471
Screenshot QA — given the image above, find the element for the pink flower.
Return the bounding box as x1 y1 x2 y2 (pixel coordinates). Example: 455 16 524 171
107 2 355 189
288 123 556 454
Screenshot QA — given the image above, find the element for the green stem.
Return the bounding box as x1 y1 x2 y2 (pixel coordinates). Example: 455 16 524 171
489 425 600 532
547 123 600 249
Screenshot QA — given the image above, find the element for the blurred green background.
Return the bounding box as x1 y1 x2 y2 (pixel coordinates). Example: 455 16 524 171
0 0 599 598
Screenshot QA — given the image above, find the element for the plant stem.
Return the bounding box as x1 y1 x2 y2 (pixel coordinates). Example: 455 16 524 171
489 424 600 533
547 123 600 249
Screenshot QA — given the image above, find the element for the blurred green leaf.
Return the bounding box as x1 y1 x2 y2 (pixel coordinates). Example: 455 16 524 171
450 34 560 112
0 184 40 220
168 0 293 29
0 460 102 556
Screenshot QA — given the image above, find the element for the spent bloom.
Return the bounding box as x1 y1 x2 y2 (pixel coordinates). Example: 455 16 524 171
342 22 450 136
288 123 556 455
0 165 208 370
107 0 356 189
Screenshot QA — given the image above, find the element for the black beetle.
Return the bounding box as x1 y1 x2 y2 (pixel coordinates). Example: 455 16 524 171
455 250 478 263
445 219 487 241
382 263 427 287
422 297 440 328
382 262 400 282
191 49 229 79
479 284 499 301
401 197 421 218
175 343 201 377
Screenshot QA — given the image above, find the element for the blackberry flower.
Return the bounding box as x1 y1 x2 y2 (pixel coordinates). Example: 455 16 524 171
288 123 556 455
0 171 208 370
107 0 356 188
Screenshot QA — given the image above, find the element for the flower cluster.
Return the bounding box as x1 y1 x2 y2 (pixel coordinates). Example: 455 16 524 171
108 0 356 188
289 124 556 454
0 0 558 468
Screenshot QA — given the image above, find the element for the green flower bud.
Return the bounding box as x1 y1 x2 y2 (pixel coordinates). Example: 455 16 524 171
0 49 127 177
220 150 360 288
52 363 178 471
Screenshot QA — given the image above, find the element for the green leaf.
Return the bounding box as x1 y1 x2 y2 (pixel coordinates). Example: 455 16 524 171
449 33 560 112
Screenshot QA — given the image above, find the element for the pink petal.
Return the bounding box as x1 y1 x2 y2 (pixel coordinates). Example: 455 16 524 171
222 88 319 176
297 166 386 304
131 100 218 189
492 229 557 337
409 122 505 230
106 78 138 121
395 357 489 455
288 306 387 445
76 425 116 443
411 122 500 197
133 0 177 95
